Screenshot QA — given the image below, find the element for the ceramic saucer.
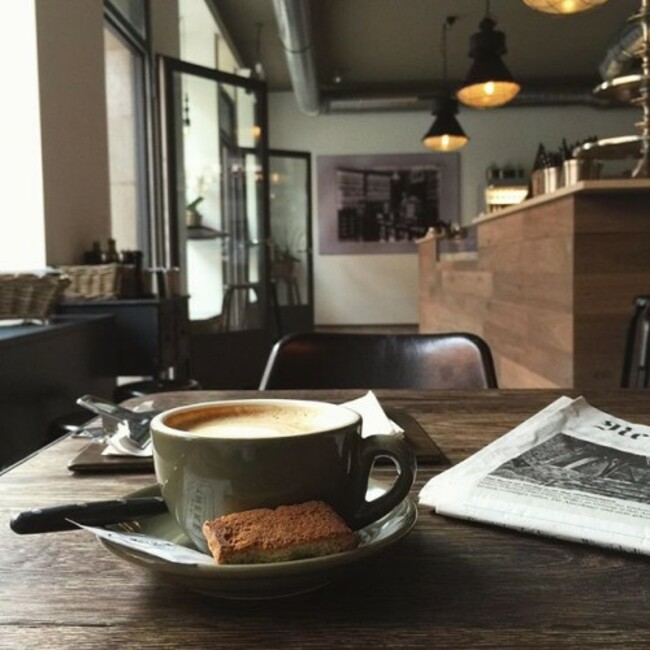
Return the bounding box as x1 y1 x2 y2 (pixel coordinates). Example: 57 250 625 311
98 481 417 599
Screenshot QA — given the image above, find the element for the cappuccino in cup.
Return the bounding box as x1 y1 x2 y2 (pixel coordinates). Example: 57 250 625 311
165 402 343 439
150 399 416 553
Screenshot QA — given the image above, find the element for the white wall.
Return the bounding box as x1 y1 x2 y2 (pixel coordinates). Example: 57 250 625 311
268 91 637 326
36 0 112 266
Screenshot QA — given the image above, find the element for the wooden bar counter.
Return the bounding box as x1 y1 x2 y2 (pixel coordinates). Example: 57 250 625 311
418 180 650 389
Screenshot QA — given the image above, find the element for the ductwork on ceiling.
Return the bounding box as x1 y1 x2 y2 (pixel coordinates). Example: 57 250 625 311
271 0 322 116
506 87 607 108
322 87 607 113
272 0 616 115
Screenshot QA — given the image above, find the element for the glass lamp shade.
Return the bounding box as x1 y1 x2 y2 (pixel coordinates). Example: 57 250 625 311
421 99 469 152
457 16 520 109
457 76 521 109
522 0 608 14
423 131 469 152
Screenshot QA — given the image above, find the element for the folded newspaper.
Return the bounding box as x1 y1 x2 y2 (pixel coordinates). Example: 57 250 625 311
419 396 650 555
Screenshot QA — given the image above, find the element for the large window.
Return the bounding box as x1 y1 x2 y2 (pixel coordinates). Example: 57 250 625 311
179 0 239 73
107 0 146 38
104 1 150 258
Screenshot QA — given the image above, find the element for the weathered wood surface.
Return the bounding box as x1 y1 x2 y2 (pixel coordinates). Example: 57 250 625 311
2 389 650 649
419 186 650 389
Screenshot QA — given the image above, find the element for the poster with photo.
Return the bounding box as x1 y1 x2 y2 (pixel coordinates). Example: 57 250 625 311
317 153 460 255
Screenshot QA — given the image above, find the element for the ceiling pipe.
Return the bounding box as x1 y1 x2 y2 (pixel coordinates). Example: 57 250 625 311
508 87 608 107
271 0 322 116
321 85 611 114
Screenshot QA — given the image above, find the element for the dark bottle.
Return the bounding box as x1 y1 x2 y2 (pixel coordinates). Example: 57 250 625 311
132 250 144 297
104 238 120 264
83 241 103 265
532 143 546 171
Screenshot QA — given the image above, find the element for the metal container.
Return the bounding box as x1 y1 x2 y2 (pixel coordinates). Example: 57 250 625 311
531 166 563 196
561 159 602 186
542 166 560 194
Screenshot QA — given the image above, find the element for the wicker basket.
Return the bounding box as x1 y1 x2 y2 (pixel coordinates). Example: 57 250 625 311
59 264 122 300
0 274 70 321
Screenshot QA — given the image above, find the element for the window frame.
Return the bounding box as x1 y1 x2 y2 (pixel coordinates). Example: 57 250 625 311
103 0 156 265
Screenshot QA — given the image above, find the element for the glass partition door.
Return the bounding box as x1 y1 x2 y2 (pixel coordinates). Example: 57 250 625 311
160 57 269 334
269 150 313 333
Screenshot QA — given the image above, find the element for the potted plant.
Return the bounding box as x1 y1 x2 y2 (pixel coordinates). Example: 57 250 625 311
185 197 204 227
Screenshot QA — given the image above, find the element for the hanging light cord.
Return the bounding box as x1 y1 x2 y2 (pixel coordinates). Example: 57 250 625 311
441 16 457 92
255 22 263 63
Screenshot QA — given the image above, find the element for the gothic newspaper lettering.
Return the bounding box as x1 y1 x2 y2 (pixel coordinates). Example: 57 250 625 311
419 397 650 555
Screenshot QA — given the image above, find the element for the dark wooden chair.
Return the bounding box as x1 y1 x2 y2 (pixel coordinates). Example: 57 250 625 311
259 331 498 390
621 296 650 388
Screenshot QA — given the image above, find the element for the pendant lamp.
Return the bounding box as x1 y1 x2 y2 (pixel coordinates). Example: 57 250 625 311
422 98 468 152
422 16 469 152
523 0 608 14
457 6 520 109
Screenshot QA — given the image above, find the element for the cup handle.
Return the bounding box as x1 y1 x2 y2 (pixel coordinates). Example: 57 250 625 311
347 434 416 530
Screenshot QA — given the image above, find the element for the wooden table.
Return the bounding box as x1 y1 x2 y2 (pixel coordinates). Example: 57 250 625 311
2 389 650 649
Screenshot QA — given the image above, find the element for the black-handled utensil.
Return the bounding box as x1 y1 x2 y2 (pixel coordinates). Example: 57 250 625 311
76 394 159 447
10 497 168 534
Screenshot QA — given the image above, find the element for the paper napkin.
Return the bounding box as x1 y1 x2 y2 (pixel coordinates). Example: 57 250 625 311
342 390 404 438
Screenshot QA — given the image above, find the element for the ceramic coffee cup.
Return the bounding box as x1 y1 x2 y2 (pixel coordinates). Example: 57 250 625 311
150 399 416 553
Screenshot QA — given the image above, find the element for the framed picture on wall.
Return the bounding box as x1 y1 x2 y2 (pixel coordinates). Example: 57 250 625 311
317 152 460 255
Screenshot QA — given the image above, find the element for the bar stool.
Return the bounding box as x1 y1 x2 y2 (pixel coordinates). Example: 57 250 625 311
219 283 262 332
113 377 202 403
47 408 95 442
621 296 650 388
219 282 283 337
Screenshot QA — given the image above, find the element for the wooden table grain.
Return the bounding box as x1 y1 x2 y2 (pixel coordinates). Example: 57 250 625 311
2 389 650 649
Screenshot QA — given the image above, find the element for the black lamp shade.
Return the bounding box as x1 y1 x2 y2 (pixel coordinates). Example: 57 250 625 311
457 16 520 109
422 98 469 152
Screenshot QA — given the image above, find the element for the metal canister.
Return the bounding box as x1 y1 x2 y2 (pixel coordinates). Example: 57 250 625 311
561 159 602 186
543 166 560 194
